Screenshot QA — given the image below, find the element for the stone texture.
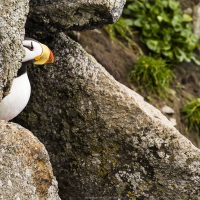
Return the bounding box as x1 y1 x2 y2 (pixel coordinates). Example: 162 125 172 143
193 3 200 39
179 0 199 10
26 0 126 38
161 105 175 114
0 0 29 100
179 0 200 39
0 121 60 200
15 33 200 200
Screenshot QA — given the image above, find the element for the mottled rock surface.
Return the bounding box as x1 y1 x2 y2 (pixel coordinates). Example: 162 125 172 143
0 0 29 100
193 3 200 39
26 0 126 38
180 0 200 38
15 33 200 200
0 121 60 200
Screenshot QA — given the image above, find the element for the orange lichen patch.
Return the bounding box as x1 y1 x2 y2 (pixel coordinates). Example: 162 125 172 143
27 144 54 198
32 159 54 198
9 126 54 198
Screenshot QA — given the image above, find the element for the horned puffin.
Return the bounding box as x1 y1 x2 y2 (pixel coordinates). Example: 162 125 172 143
0 38 54 121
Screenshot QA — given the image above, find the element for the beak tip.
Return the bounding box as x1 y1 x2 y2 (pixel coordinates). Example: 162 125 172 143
33 43 54 65
46 50 54 64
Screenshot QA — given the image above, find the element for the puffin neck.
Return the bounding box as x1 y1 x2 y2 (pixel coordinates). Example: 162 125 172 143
17 62 30 77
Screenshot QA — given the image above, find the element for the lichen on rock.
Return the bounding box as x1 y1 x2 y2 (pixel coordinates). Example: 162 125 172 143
15 33 200 199
0 0 29 100
1 0 200 199
0 121 60 200
26 0 126 38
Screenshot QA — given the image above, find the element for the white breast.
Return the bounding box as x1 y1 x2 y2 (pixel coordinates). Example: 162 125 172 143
0 73 31 121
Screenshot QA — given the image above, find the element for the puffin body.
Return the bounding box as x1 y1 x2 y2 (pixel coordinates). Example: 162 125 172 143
0 68 31 121
0 38 54 121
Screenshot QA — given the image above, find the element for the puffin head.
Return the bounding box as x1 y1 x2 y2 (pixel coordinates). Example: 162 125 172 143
22 39 54 65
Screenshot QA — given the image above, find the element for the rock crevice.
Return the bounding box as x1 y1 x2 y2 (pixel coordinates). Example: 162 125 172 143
26 0 126 38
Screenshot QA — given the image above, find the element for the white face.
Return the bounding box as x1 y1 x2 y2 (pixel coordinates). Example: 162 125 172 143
22 40 43 62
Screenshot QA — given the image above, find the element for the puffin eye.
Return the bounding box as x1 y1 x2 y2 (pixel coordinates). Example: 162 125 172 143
31 42 33 50
23 42 34 51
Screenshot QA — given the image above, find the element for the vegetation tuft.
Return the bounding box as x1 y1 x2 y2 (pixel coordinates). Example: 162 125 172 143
105 0 200 134
123 0 199 64
104 18 142 53
129 56 174 96
181 98 200 133
104 18 133 44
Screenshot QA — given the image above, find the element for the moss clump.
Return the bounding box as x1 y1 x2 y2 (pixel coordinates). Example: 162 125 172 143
181 98 200 133
129 56 174 97
104 17 142 53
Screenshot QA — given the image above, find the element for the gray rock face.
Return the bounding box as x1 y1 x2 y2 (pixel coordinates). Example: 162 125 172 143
0 121 60 200
15 33 200 199
26 0 126 38
0 0 29 100
180 0 200 39
193 3 200 39
1 0 126 199
0 1 61 199
1 0 200 199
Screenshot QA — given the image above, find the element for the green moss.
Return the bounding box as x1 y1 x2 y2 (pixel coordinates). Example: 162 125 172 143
127 191 137 199
104 17 142 54
181 98 200 133
129 56 174 97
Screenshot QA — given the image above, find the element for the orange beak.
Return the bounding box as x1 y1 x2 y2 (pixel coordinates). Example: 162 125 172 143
34 43 55 65
45 50 54 64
